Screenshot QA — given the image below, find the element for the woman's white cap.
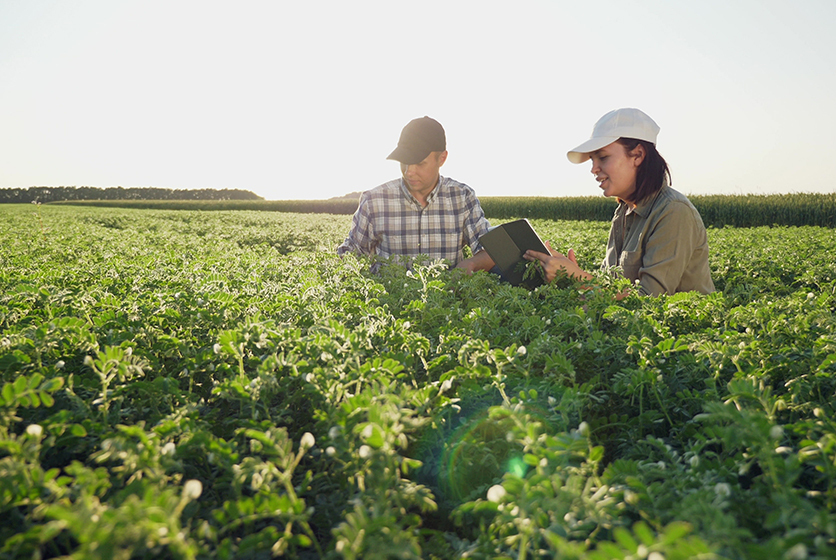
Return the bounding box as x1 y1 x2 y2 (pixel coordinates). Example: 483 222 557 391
567 108 660 164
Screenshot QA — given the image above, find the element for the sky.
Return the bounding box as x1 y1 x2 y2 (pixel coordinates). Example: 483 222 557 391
1 0 835 201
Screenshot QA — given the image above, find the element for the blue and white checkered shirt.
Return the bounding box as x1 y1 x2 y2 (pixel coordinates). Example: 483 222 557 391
336 176 491 266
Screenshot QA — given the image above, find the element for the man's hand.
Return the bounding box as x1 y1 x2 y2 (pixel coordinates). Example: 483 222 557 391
455 250 496 274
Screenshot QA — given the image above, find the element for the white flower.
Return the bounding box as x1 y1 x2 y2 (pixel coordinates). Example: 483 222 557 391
26 424 43 438
770 425 784 440
516 346 527 356
358 445 371 459
300 432 315 450
785 543 808 560
326 446 336 456
213 343 222 354
55 360 65 370
714 482 731 498
578 422 590 437
162 442 176 455
183 479 203 500
648 553 665 560
487 484 506 502
328 426 341 440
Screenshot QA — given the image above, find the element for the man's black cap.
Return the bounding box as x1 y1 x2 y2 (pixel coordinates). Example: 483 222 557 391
386 116 446 165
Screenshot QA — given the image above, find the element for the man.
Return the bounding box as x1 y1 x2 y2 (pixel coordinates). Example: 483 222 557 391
337 116 495 273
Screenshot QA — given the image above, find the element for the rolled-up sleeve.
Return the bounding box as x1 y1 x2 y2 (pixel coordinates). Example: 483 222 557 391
461 191 491 255
337 193 376 256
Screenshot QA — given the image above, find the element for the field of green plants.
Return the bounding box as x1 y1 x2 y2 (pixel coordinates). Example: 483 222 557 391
2 203 835 559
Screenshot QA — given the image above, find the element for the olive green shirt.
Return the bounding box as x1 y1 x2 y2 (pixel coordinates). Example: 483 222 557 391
603 185 715 296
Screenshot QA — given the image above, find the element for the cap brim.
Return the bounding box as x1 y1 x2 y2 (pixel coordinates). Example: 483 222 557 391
386 145 431 165
566 136 618 164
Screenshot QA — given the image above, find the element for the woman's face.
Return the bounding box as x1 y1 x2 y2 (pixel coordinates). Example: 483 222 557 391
589 141 644 203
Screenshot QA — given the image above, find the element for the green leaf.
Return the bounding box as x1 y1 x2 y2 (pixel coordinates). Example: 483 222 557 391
70 424 88 437
294 534 312 547
40 391 55 407
660 521 692 544
360 423 385 448
41 377 65 392
28 373 44 390
13 375 27 395
633 521 654 546
591 542 626 559
613 526 638 552
1 383 14 405
523 453 539 466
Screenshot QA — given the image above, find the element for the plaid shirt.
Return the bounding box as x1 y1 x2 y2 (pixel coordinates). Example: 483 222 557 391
336 176 490 266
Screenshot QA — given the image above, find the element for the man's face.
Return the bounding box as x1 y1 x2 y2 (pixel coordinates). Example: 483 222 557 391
400 151 447 196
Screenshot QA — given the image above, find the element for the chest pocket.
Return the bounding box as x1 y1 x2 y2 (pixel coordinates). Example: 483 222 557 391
619 250 643 282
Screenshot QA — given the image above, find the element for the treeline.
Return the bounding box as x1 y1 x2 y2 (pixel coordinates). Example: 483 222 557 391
0 186 262 203
53 198 360 213
47 192 836 228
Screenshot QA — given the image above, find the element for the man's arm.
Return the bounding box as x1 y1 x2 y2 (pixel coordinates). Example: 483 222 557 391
457 185 496 273
337 192 376 256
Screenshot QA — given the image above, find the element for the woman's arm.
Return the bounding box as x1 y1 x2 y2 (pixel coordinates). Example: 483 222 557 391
524 242 594 283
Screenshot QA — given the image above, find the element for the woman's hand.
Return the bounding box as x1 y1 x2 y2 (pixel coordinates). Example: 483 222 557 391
524 241 593 283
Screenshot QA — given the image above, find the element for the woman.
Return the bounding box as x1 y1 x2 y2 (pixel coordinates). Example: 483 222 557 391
525 108 714 296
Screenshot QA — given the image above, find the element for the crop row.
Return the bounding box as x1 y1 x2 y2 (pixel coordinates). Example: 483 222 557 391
50 190 836 228
1 204 834 559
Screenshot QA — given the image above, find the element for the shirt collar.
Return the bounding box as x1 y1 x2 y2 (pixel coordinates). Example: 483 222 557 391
398 175 444 207
627 182 669 218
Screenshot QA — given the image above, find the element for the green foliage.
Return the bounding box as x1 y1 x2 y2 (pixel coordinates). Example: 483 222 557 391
0 204 834 559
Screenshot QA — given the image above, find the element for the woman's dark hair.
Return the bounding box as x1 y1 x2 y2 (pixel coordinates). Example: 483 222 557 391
617 138 671 205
